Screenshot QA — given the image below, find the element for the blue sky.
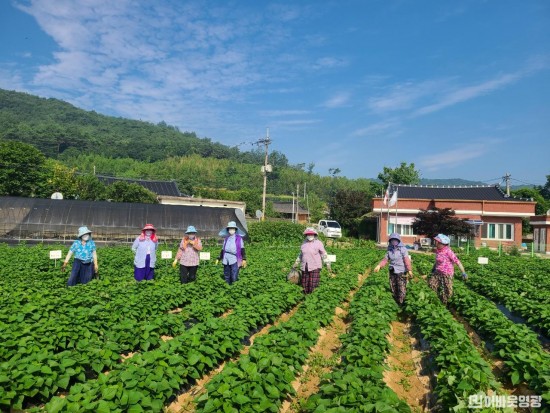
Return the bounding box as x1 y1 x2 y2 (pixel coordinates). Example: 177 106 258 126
1 0 549 185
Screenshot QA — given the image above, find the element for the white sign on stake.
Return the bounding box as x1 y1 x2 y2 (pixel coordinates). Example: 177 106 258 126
49 250 62 260
199 252 211 261
326 254 336 263
477 257 489 265
161 251 173 259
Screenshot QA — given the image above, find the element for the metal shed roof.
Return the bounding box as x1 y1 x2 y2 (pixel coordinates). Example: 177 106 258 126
96 175 181 197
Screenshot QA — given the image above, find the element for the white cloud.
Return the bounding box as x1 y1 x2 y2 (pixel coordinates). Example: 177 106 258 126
11 0 312 118
313 57 348 70
367 79 452 114
351 119 401 137
322 92 350 108
0 66 26 91
368 60 549 118
418 140 501 171
272 119 319 126
412 73 521 116
259 110 312 117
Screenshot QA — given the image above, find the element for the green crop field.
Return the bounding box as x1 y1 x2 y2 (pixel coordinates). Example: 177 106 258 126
0 243 549 412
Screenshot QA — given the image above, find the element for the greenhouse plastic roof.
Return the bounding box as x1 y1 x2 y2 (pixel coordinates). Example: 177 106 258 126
0 197 247 241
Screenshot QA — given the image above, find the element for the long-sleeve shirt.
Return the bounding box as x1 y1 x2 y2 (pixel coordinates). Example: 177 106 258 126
297 239 327 272
433 246 461 276
219 235 246 266
377 246 412 274
132 237 158 268
176 237 202 266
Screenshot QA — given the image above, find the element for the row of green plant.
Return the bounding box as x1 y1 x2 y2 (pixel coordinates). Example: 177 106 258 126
410 251 550 337
0 245 299 410
43 277 304 412
463 266 550 338
451 281 550 407
303 272 410 413
194 249 373 412
405 280 506 412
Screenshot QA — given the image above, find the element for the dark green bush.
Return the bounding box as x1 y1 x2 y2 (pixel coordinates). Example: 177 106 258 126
247 221 305 244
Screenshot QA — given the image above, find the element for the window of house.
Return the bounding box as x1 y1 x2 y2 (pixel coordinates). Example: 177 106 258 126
481 223 513 240
388 223 415 236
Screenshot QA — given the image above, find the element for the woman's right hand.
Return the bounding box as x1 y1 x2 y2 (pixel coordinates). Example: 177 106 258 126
373 265 380 273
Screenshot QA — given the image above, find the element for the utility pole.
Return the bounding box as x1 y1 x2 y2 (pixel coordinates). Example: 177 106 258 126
503 172 511 196
257 128 271 221
296 183 300 223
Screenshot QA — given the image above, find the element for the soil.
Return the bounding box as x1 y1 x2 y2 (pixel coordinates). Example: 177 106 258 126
166 304 301 413
383 317 432 412
279 269 369 413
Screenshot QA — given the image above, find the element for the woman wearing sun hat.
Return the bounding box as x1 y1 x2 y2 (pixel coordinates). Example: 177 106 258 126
293 227 331 294
429 233 468 305
61 226 98 286
173 225 203 284
132 223 158 282
217 221 247 285
374 232 413 306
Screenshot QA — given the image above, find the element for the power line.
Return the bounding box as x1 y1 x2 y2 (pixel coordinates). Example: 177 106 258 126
510 177 539 187
480 177 503 183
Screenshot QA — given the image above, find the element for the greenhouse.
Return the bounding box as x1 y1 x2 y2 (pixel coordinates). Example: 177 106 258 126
0 196 247 243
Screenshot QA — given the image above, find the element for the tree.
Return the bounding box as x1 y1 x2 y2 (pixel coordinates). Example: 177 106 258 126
0 140 46 196
511 188 549 215
76 175 107 200
105 181 158 203
328 189 369 233
34 159 79 199
412 207 474 239
538 175 550 201
378 162 421 187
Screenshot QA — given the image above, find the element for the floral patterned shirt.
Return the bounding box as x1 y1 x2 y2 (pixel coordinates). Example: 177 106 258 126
69 239 96 263
433 246 461 276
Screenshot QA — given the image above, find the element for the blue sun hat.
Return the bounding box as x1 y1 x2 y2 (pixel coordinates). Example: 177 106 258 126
434 234 450 245
77 226 92 238
218 221 246 237
185 225 197 234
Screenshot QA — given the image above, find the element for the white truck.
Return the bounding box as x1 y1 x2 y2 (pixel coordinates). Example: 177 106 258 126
317 220 342 238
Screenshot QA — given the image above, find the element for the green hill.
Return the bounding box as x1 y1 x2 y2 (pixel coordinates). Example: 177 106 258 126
0 88 280 165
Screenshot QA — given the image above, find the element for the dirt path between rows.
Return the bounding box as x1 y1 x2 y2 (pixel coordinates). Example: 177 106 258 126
383 316 432 412
280 270 369 413
166 303 301 413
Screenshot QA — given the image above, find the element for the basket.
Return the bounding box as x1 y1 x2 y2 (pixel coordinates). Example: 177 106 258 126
287 269 301 284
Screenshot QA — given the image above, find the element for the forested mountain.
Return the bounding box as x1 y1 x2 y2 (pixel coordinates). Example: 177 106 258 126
0 88 289 165
1 88 505 217
0 88 378 193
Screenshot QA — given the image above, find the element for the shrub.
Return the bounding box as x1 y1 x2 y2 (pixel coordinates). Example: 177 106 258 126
247 221 305 244
507 244 522 257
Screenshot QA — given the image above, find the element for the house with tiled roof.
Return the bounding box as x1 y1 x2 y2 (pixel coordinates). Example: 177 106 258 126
372 184 536 248
96 175 246 213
